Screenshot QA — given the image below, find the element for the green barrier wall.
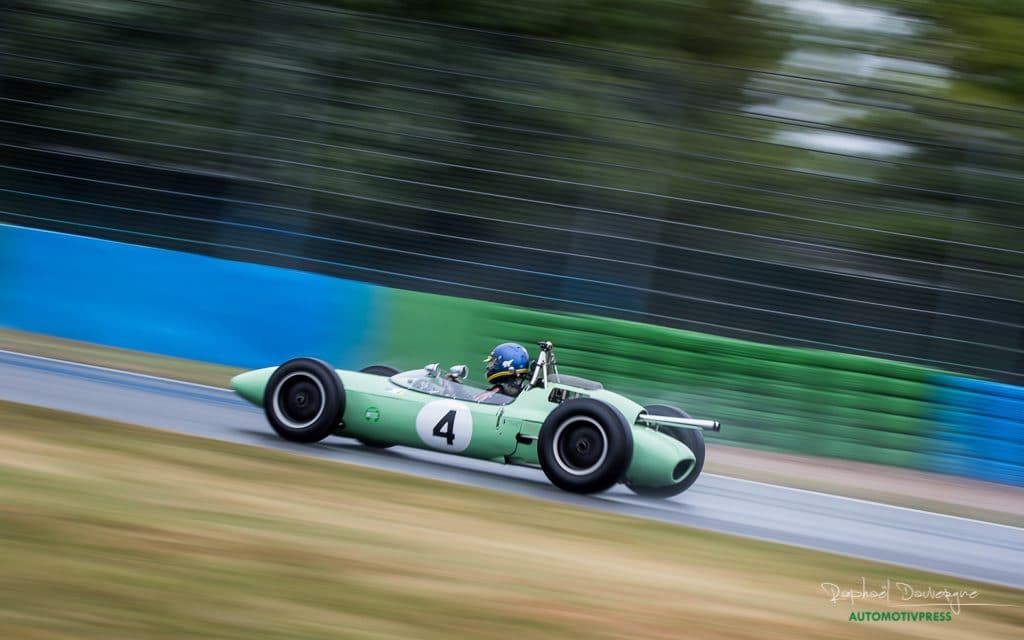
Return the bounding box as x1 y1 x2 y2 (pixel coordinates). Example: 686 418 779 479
372 289 936 470
6 227 1016 481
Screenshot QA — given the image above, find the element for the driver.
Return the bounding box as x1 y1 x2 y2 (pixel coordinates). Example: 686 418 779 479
475 342 531 402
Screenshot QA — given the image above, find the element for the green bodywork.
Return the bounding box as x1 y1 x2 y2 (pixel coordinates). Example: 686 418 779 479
231 366 696 490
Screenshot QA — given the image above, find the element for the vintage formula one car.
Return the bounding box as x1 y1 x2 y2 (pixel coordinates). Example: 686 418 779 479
230 342 720 496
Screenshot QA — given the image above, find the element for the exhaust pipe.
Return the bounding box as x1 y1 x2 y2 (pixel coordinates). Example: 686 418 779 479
637 413 721 432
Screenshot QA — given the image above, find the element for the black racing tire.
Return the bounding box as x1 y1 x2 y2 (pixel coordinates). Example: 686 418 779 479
264 358 345 443
627 404 705 498
538 398 633 494
357 365 399 448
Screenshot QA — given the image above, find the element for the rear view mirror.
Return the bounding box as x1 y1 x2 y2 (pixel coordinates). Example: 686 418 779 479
448 364 468 380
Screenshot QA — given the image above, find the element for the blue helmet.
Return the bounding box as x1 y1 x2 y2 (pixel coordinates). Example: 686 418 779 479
484 342 530 383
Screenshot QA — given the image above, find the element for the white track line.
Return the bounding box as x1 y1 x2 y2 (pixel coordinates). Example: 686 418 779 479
3 348 1021 532
0 349 233 392
702 473 1022 531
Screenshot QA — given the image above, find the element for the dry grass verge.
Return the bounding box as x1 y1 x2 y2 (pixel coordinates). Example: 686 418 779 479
0 401 1021 639
0 329 242 388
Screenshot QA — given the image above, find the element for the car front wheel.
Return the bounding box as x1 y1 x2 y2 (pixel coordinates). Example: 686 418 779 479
264 358 345 443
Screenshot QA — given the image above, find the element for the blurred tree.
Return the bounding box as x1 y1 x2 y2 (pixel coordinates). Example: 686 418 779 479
893 0 1024 106
2 0 1022 376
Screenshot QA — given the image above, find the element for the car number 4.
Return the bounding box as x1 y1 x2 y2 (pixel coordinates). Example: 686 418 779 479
432 410 457 445
415 400 472 452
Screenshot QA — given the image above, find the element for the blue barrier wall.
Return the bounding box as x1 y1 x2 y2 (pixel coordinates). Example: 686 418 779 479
0 225 380 368
3 224 1023 486
928 375 1024 486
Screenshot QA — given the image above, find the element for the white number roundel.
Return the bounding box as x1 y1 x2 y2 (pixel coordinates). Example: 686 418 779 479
415 399 473 452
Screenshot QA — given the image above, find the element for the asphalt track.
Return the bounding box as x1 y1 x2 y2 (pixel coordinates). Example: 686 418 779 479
2 350 1022 589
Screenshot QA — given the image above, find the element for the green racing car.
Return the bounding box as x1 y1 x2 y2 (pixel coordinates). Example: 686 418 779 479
230 341 720 497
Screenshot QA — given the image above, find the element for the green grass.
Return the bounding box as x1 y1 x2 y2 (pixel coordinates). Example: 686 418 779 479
1 401 1021 639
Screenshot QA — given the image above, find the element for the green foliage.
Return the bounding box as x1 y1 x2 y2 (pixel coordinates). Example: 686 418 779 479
2 0 1021 376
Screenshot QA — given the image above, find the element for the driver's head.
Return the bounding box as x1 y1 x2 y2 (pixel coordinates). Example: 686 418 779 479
484 342 530 388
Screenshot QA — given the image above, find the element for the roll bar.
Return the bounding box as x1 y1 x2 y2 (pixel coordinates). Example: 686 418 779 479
527 340 559 389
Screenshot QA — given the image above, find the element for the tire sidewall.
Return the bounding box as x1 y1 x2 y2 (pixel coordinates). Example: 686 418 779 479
538 398 633 494
264 357 345 443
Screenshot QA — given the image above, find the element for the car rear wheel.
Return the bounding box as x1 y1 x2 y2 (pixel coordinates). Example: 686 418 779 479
538 398 633 494
264 358 345 443
357 365 399 448
627 404 705 498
